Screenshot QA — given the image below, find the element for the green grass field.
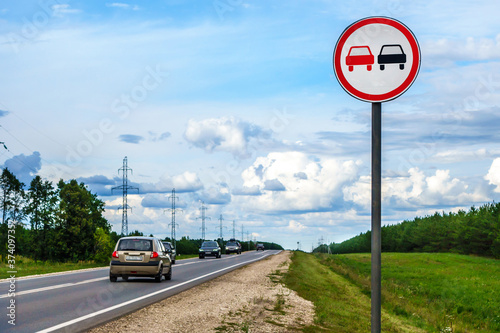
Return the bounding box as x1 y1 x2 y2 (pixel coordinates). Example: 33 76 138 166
283 251 500 333
0 256 105 279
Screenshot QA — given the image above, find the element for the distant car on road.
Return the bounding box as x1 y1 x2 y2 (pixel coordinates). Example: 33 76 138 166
199 240 222 259
110 236 172 282
256 243 265 251
162 241 177 264
225 239 242 255
346 45 374 72
378 44 406 70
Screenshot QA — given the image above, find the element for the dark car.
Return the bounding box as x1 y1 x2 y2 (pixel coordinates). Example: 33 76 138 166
378 44 406 70
162 241 176 264
109 236 172 282
256 243 265 251
225 239 241 255
199 240 221 259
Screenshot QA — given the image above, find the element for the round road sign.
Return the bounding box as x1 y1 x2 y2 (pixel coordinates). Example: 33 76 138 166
333 17 420 103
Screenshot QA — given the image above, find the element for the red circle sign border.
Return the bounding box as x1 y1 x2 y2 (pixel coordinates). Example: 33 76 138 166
333 17 421 103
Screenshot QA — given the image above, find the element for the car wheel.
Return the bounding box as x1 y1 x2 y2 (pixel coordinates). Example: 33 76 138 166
172 259 176 264
399 64 404 70
155 266 163 283
199 255 204 259
380 64 385 70
164 266 172 280
349 65 353 72
110 274 117 282
367 65 372 71
122 275 129 281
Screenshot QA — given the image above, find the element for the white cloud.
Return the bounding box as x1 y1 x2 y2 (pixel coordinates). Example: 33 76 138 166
236 151 360 213
184 117 271 158
106 3 130 9
485 158 500 192
138 171 203 194
172 171 204 192
287 220 307 233
52 4 81 17
422 35 500 68
200 185 231 205
106 3 140 10
432 148 489 163
344 167 488 209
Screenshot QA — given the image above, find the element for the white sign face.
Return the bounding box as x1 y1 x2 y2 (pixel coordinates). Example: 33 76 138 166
333 17 420 102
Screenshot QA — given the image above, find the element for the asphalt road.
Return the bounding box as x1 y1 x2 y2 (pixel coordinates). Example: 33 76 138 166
0 250 279 333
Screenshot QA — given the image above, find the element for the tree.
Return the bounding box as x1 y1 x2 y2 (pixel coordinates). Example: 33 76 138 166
0 168 25 225
0 168 25 262
93 227 115 264
53 179 108 262
25 176 58 261
128 230 144 236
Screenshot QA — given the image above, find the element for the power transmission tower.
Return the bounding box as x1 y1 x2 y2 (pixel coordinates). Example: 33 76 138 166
197 201 211 240
166 188 181 250
112 156 139 236
231 220 236 239
318 236 325 252
217 214 227 239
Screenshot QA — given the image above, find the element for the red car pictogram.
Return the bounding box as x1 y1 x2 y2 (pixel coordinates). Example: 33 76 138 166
346 46 374 72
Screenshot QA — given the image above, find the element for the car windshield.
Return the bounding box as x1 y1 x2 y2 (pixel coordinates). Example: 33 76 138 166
380 45 403 55
349 47 370 56
118 239 152 251
226 242 237 246
202 241 218 247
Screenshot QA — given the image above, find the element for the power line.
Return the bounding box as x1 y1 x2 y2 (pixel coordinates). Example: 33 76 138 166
216 214 227 239
231 220 236 239
197 201 211 240
166 188 181 250
111 156 139 236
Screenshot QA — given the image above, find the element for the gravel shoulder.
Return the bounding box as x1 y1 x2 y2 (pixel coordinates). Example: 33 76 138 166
89 251 315 332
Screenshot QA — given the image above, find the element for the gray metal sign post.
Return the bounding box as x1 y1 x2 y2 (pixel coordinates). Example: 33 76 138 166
371 102 382 332
333 17 420 333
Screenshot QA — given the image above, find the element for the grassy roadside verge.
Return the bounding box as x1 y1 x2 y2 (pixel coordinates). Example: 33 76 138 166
282 251 422 332
283 251 500 333
0 256 105 279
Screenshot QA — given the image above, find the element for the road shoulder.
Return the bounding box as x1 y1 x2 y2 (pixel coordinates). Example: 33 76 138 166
89 251 314 332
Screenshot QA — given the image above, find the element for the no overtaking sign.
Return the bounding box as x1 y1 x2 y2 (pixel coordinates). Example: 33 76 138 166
333 17 420 102
332 17 420 333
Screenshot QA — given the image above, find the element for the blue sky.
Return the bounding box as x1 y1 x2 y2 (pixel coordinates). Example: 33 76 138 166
1 0 500 250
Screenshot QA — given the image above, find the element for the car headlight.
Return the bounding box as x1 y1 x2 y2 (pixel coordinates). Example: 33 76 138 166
225 247 229 250
199 249 204 252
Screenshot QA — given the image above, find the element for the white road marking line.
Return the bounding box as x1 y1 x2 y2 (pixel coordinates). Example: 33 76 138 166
36 252 276 333
0 277 107 298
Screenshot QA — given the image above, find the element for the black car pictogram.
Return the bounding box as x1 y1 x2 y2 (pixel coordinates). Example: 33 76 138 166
377 44 406 70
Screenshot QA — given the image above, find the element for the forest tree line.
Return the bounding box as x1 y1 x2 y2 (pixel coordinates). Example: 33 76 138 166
0 168 117 263
315 202 500 259
0 168 283 264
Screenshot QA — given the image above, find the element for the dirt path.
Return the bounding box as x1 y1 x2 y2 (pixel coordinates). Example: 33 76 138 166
89 251 315 332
